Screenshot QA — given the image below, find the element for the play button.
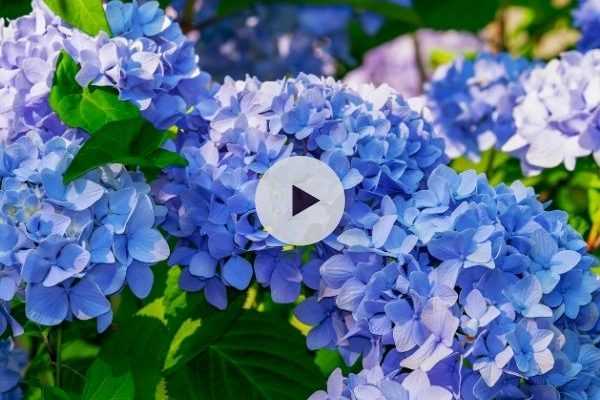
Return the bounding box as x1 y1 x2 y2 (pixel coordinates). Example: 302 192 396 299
292 185 320 216
255 156 345 246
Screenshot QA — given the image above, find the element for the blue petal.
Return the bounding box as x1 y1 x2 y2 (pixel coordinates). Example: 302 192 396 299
69 279 111 320
189 251 217 278
26 284 68 326
126 262 154 299
128 228 170 263
222 256 253 290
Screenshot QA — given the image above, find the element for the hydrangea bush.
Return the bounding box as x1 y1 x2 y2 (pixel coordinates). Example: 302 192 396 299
1 0 600 398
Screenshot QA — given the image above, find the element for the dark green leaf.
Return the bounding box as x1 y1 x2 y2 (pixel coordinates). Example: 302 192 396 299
217 0 420 25
412 0 500 32
81 359 135 400
43 0 111 36
166 311 324 400
59 115 186 183
0 0 32 18
163 294 244 373
49 53 138 135
97 313 170 400
62 118 142 182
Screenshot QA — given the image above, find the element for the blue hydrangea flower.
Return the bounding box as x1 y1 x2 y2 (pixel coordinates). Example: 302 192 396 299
0 0 218 138
573 0 600 51
153 75 445 309
0 130 169 331
504 50 600 175
303 165 600 399
425 52 532 160
61 0 215 129
0 340 26 399
167 1 396 81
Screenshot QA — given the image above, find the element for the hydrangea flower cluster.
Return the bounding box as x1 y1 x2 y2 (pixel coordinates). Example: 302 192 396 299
167 0 409 81
0 340 26 399
298 164 600 399
153 74 445 309
0 0 212 136
0 0 68 143
0 130 169 333
345 29 486 98
65 0 214 129
425 52 532 160
573 0 600 51
504 50 600 175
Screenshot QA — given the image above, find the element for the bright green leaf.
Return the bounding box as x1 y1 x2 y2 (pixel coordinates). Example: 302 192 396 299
41 385 73 400
49 53 138 135
44 0 111 36
589 189 600 221
82 359 135 400
50 53 188 183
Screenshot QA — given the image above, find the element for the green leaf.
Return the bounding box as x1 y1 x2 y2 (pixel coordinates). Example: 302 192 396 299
166 311 324 400
163 295 244 373
41 385 73 400
43 0 111 36
49 53 188 183
62 118 142 182
589 189 600 221
412 0 500 32
97 314 170 400
82 358 135 400
49 53 138 135
0 0 32 18
217 0 419 25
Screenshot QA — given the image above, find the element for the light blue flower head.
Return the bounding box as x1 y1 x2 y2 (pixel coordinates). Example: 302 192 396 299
302 165 600 399
504 50 600 175
426 52 532 161
0 130 169 332
153 75 445 310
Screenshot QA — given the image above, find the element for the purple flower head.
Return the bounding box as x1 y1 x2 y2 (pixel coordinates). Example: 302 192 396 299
0 0 69 143
312 366 453 400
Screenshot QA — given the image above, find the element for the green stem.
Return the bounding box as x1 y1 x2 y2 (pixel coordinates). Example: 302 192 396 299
55 325 62 387
485 149 496 177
